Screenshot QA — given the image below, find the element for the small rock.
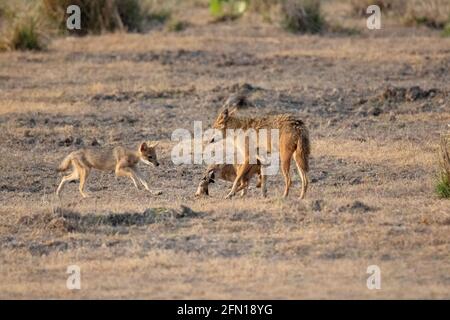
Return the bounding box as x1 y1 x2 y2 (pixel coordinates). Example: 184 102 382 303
339 200 373 214
74 137 83 145
349 177 362 185
311 199 325 212
388 112 397 122
420 103 432 112
59 136 74 147
405 86 422 101
91 138 100 146
370 107 383 116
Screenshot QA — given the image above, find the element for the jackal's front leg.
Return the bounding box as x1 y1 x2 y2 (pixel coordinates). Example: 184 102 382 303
115 162 140 190
132 168 150 191
225 164 248 199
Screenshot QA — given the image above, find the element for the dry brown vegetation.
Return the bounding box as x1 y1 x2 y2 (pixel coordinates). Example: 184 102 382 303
0 1 449 299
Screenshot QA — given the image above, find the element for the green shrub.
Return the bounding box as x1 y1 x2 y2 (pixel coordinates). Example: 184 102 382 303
436 134 450 199
443 23 450 37
209 0 248 21
436 175 450 198
0 1 48 51
9 18 46 50
280 0 324 33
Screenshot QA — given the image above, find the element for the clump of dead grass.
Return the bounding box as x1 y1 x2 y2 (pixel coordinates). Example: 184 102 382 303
403 0 450 29
436 133 450 199
41 0 146 34
280 0 324 33
349 0 405 17
0 2 49 51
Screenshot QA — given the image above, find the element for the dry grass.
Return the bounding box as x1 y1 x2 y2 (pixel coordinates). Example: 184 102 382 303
404 0 450 29
0 3 449 299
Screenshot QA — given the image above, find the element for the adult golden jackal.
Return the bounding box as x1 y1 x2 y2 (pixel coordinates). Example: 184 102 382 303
212 108 310 199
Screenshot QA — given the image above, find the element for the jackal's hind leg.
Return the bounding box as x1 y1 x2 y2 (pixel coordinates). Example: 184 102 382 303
294 151 308 199
78 166 90 198
56 170 79 197
280 152 292 198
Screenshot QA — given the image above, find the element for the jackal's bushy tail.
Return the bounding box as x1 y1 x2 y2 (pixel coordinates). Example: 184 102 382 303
57 154 73 172
296 122 310 172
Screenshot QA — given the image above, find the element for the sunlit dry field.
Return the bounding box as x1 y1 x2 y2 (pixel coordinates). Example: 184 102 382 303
0 3 449 299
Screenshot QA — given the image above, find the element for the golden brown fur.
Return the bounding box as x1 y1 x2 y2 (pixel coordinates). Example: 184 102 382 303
56 141 160 198
213 108 310 198
195 163 262 197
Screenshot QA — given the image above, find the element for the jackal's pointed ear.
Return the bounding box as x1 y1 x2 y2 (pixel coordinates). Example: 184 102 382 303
139 142 148 152
221 108 229 119
207 170 215 183
149 141 159 148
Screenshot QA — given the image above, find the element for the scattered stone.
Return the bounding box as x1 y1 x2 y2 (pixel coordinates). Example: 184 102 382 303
58 136 74 147
380 85 440 103
349 177 362 185
0 184 16 192
339 200 374 214
311 199 325 212
388 112 397 122
370 106 383 116
74 137 83 145
91 138 100 146
357 98 368 105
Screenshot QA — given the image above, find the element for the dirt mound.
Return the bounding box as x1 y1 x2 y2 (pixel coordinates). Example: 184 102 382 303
91 88 196 103
379 86 440 102
338 201 375 214
16 206 203 235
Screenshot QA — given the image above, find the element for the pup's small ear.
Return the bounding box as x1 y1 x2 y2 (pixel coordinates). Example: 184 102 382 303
229 107 237 116
222 108 229 119
139 142 148 152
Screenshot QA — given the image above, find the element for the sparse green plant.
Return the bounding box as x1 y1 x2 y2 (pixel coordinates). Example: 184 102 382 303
280 0 324 34
0 2 48 51
8 18 46 50
436 134 450 198
209 0 248 21
443 23 450 37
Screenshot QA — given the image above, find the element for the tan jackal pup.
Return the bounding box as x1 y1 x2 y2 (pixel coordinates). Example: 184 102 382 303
213 108 310 199
195 163 262 197
56 141 160 198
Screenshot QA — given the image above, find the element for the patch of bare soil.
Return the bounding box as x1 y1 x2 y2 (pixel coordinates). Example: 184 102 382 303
0 12 449 299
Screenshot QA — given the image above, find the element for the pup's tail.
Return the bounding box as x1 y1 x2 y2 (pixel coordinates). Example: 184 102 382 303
57 154 73 172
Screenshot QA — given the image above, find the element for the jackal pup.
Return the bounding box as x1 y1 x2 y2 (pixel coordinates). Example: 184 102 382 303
213 108 310 199
195 163 262 197
56 141 160 198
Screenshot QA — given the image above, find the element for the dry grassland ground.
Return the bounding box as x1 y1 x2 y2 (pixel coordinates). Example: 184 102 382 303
0 6 449 299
